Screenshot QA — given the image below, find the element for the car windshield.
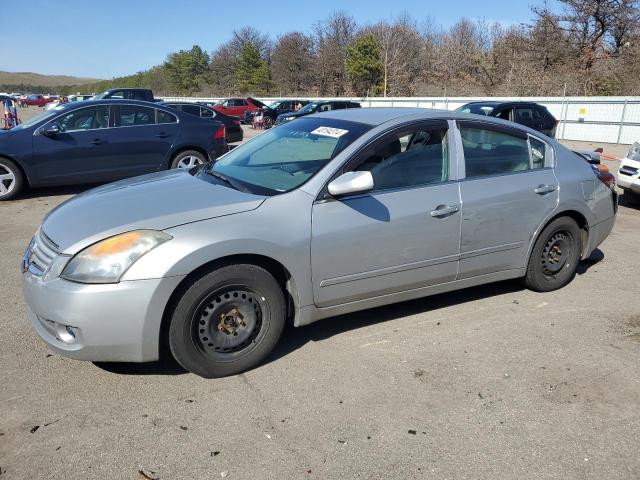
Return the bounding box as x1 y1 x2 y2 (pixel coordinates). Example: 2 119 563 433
202 117 371 195
457 103 496 116
267 101 282 109
11 106 68 130
297 102 317 114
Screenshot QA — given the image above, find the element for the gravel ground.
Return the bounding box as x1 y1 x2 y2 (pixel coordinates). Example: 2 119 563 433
1 108 639 480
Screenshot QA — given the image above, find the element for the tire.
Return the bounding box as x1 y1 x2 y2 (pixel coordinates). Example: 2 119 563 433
0 157 25 200
170 150 207 169
522 217 581 292
169 264 286 378
263 116 274 129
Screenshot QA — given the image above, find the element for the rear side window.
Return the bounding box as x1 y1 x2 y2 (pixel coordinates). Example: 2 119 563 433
515 108 535 122
157 109 177 124
181 104 201 116
460 127 531 178
200 107 215 118
120 105 155 126
130 90 149 100
318 103 333 112
528 136 549 169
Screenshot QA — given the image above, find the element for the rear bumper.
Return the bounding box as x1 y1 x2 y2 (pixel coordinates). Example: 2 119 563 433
584 215 616 258
23 272 184 362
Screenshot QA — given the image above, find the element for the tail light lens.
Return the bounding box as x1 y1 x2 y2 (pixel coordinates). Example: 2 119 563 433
213 124 226 140
591 164 615 189
555 120 560 126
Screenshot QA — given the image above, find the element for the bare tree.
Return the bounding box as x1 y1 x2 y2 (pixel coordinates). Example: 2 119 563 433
313 11 356 96
271 32 315 95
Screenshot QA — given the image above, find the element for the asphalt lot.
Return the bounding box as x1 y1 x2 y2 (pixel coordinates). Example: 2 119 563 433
1 116 640 479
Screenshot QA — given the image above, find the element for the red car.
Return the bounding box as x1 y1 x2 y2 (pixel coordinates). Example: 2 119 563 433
21 95 55 107
212 97 265 123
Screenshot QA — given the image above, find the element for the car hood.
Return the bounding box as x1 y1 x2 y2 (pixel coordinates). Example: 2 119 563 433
41 169 266 254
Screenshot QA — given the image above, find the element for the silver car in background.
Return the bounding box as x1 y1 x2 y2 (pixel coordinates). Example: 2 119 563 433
22 108 617 378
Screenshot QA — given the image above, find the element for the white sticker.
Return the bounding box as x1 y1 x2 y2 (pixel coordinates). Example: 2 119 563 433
311 126 349 138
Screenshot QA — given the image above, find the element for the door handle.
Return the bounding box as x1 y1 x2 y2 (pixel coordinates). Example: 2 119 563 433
156 132 169 138
534 184 557 195
90 138 105 145
430 205 459 218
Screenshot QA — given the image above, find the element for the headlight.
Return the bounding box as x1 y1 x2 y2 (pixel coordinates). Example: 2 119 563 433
285 116 295 121
61 230 172 284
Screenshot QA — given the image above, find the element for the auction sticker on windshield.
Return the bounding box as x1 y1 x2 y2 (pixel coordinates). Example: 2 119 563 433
311 126 349 138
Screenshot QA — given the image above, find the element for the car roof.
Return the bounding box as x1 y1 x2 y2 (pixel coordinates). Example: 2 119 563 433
462 101 539 107
309 107 546 131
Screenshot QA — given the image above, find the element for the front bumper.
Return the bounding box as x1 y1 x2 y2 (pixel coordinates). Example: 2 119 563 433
618 158 640 192
23 272 184 362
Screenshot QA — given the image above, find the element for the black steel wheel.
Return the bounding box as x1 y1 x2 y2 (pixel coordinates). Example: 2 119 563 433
169 264 286 378
523 217 581 292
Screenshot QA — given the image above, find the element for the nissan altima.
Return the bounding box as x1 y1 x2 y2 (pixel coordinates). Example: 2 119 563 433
22 108 617 377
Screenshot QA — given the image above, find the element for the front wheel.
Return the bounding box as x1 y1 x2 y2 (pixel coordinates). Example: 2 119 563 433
522 217 581 292
0 157 24 200
169 264 286 378
263 116 274 129
170 150 207 169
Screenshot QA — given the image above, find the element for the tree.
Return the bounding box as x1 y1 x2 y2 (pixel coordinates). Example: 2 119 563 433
271 32 315 95
346 34 383 96
314 11 356 95
164 45 209 94
235 42 270 94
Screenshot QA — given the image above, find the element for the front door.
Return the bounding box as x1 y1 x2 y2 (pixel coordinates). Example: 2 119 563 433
456 122 559 279
31 104 118 185
311 121 461 307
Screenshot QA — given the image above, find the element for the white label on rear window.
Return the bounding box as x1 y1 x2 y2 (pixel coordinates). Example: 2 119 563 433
311 126 349 138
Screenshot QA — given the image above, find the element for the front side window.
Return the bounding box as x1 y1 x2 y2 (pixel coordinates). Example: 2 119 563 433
354 126 449 191
204 117 371 195
108 90 125 99
461 127 532 178
56 106 109 132
119 105 155 126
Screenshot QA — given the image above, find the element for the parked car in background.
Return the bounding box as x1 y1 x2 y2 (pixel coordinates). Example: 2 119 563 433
162 102 243 143
212 97 266 122
618 142 640 200
21 108 616 378
20 95 55 107
244 99 310 128
274 100 361 125
68 94 94 102
456 101 559 138
0 99 227 200
92 88 155 102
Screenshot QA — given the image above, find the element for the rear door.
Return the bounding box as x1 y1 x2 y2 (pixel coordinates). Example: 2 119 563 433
105 104 178 176
31 104 119 184
456 121 558 279
311 121 461 307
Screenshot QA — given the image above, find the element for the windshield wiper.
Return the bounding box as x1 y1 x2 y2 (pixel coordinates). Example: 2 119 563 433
206 169 251 193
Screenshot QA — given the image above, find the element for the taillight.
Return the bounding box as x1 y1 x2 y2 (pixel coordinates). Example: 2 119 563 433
555 120 560 126
213 124 226 140
591 164 616 189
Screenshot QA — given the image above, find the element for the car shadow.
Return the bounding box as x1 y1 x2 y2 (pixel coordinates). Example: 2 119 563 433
265 279 525 366
93 355 187 376
15 183 102 200
619 190 640 209
576 248 604 275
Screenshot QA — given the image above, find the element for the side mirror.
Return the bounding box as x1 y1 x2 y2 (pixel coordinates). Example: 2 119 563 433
41 124 61 137
327 171 374 197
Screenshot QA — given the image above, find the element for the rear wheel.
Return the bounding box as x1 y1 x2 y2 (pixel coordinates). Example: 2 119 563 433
263 116 274 129
169 264 286 378
523 217 581 292
0 157 24 200
170 150 207 169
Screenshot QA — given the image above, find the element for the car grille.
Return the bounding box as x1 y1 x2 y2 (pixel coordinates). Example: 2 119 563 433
619 166 638 177
27 229 60 276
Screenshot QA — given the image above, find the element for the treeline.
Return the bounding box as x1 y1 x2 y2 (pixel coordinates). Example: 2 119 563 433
14 0 640 97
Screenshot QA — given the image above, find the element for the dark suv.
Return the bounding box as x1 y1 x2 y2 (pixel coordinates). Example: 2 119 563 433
92 88 155 102
245 99 310 127
274 100 361 126
456 101 558 138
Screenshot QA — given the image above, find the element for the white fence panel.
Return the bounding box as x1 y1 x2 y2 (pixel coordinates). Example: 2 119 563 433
158 95 640 144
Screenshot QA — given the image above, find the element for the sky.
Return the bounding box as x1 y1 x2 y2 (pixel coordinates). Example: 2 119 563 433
3 0 545 79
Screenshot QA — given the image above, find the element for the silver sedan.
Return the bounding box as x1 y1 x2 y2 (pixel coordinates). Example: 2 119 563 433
22 108 617 377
